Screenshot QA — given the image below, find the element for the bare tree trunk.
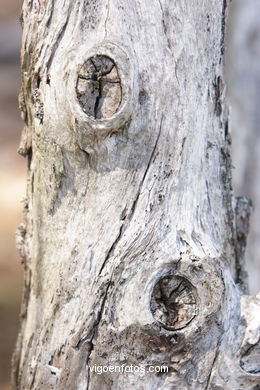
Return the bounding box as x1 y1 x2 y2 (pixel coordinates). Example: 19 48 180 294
13 1 260 389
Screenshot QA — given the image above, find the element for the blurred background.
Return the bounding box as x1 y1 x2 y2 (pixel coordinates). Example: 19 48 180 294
0 0 259 389
225 0 260 296
0 1 25 388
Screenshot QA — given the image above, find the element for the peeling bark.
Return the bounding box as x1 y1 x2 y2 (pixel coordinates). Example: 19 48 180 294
13 1 260 389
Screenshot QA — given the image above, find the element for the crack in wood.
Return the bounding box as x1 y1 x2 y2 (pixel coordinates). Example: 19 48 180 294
98 224 124 276
129 116 163 221
77 55 122 119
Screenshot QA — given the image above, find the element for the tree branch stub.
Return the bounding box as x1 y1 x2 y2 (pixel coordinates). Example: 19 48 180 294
150 275 198 331
76 55 122 120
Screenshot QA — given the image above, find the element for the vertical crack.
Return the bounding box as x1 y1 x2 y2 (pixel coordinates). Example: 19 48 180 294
98 224 124 276
129 116 163 220
77 55 121 119
94 79 102 119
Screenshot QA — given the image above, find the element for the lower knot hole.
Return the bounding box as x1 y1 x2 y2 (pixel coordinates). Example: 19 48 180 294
150 275 198 331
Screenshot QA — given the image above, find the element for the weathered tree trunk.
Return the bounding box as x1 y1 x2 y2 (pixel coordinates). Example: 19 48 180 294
13 1 260 389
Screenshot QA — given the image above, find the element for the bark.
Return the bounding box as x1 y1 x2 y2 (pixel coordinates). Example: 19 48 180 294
226 0 260 294
13 0 260 389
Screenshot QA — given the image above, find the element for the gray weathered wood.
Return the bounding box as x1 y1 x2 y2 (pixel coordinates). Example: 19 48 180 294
13 0 260 389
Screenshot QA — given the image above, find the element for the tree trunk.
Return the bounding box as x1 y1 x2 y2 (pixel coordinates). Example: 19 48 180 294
13 1 260 389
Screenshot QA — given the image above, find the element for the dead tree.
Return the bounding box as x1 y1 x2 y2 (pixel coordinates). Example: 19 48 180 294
13 0 260 389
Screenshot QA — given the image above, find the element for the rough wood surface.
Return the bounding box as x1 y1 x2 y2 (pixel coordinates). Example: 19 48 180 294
13 0 260 389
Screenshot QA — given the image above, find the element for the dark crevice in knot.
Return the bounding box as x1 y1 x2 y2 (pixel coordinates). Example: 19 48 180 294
76 55 122 119
150 275 198 331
